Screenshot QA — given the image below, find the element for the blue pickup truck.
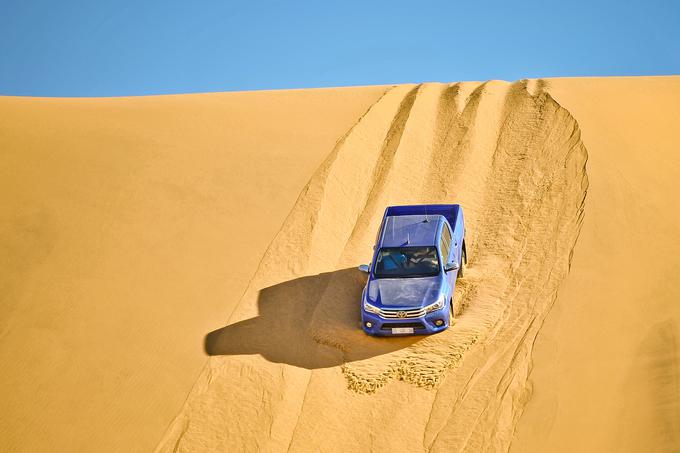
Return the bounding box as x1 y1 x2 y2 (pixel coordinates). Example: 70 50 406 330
358 204 467 336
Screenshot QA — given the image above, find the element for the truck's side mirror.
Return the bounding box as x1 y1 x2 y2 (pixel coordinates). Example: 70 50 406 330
444 261 459 272
358 264 370 273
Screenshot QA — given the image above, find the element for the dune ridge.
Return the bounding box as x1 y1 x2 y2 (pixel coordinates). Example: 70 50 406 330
156 80 588 452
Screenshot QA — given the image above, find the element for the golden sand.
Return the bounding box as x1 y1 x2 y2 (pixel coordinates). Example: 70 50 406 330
0 87 386 452
512 76 680 453
1 77 678 452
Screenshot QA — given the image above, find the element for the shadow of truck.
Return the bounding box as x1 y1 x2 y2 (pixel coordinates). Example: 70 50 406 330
205 268 419 369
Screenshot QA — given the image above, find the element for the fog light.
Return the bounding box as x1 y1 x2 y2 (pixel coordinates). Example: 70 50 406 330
434 319 445 327
365 321 373 328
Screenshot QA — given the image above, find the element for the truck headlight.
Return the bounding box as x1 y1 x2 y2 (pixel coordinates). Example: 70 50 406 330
363 300 381 315
424 297 446 313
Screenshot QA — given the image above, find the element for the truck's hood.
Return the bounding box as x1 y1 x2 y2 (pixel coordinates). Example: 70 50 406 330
367 276 442 308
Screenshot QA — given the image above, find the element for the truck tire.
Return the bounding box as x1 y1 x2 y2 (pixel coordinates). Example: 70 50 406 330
457 243 467 279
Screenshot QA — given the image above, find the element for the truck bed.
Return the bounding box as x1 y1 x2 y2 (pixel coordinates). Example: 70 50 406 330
384 204 461 232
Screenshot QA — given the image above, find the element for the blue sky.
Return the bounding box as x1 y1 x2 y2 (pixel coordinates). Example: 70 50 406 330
1 0 679 96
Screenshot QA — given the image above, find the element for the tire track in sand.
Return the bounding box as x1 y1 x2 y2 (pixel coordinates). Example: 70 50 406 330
308 80 587 396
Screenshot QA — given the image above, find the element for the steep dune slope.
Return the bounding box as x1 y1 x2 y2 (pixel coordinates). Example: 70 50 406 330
0 87 386 452
157 80 588 452
512 76 680 453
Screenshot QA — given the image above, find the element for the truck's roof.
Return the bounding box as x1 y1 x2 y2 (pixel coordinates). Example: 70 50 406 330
380 214 444 248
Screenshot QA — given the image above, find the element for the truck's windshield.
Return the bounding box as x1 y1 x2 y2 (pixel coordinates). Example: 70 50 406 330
374 246 440 278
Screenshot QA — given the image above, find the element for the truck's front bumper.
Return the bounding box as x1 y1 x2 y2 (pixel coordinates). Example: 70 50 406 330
361 309 450 336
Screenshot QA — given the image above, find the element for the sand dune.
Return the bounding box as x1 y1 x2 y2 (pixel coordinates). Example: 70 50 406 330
512 76 680 453
2 77 679 452
156 80 588 452
0 87 386 452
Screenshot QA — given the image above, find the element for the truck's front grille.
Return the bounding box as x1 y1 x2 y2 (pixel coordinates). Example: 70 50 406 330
377 307 426 319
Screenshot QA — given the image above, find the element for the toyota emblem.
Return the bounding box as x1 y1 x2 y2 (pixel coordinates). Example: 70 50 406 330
397 311 407 318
